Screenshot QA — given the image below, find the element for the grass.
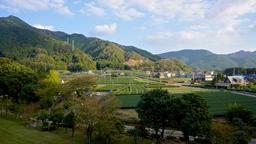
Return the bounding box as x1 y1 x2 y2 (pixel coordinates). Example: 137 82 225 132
117 89 256 116
0 118 83 144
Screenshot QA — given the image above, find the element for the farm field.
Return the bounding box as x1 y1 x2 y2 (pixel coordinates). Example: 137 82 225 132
0 118 83 144
165 86 217 94
97 76 158 84
116 87 256 116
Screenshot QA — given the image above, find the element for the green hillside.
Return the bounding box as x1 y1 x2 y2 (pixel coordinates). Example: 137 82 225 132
42 29 159 69
0 16 96 72
0 15 190 72
159 49 256 70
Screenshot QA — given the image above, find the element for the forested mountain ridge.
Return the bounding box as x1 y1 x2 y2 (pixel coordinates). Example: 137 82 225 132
0 15 96 71
0 15 157 71
0 15 190 72
159 49 256 70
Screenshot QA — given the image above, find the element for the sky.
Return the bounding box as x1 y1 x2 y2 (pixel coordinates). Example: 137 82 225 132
0 0 256 54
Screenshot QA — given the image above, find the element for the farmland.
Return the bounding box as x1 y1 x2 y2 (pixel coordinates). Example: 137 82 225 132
116 90 256 116
95 76 256 116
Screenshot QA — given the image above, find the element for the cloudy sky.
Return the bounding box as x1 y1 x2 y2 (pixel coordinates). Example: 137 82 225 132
0 0 256 54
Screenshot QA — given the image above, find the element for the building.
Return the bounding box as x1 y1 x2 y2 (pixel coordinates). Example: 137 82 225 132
192 71 215 82
226 76 248 85
215 75 248 88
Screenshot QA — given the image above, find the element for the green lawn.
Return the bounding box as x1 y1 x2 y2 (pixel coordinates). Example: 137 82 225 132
117 90 256 116
0 118 83 144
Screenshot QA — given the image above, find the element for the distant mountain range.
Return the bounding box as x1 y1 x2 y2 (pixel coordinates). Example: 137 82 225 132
0 15 191 72
159 49 256 70
1 15 255 72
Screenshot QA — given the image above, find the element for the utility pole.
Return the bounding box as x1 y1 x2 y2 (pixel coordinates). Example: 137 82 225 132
67 37 69 44
72 40 75 51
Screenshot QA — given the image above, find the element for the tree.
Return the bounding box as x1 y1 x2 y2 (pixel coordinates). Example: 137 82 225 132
136 89 174 143
173 94 212 144
62 75 96 97
43 70 61 86
63 111 76 137
20 84 40 103
0 58 37 102
73 95 119 144
226 103 253 124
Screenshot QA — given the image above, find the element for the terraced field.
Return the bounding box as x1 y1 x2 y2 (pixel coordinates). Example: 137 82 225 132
96 77 158 95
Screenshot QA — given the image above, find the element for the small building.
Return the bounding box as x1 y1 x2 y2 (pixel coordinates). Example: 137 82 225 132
215 75 248 88
226 76 248 85
192 71 215 82
145 71 151 76
154 72 165 79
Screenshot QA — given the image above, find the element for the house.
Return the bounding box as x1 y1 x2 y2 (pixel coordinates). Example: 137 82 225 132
215 75 248 88
204 71 214 81
154 72 165 79
226 76 248 85
192 71 215 82
164 71 175 78
145 71 151 76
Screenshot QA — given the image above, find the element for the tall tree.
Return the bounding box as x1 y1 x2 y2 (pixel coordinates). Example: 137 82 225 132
173 94 212 144
136 89 174 143
73 95 119 144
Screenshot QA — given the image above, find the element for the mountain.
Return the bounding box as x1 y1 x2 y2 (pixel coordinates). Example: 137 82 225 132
40 29 160 69
0 16 96 71
0 15 172 71
159 49 256 70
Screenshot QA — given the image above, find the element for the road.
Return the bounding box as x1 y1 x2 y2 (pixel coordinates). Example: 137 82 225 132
124 125 194 140
230 91 256 98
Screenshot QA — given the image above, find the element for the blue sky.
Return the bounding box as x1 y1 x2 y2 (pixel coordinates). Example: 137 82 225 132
0 0 256 54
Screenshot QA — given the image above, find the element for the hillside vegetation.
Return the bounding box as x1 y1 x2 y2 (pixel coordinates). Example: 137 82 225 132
0 15 190 72
159 49 256 70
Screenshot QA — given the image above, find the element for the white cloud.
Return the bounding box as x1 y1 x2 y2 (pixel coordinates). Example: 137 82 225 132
2 0 73 16
93 23 117 35
33 24 55 31
49 0 73 16
80 2 105 16
100 0 144 20
145 28 241 53
115 7 144 20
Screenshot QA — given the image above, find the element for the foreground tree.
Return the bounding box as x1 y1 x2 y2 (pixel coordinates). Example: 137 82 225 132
63 111 76 137
136 89 173 143
73 95 120 144
0 58 38 102
173 94 212 144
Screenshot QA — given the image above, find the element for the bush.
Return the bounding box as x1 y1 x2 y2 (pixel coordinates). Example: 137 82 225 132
20 84 40 103
40 98 53 109
226 103 253 124
232 130 250 144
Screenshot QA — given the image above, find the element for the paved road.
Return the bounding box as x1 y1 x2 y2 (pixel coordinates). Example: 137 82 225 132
230 91 256 98
125 125 194 140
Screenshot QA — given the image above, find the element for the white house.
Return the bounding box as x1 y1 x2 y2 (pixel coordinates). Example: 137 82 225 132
226 76 248 85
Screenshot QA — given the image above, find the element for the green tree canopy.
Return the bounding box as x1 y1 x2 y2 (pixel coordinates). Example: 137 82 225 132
136 89 174 142
173 94 212 143
0 58 37 102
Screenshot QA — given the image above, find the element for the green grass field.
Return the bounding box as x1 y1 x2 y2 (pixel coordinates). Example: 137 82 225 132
0 118 83 144
117 88 256 116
